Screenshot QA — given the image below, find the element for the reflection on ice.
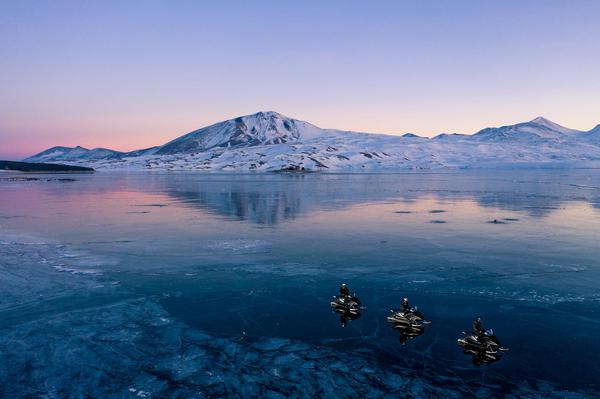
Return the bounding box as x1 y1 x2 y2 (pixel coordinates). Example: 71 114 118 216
137 171 600 223
391 322 425 345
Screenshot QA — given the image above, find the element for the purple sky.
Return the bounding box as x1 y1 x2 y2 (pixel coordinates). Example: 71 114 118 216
1 0 600 160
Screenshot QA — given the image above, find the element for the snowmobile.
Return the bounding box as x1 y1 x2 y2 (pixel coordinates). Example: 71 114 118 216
386 306 430 327
457 329 509 354
330 291 364 327
330 293 363 314
387 303 429 344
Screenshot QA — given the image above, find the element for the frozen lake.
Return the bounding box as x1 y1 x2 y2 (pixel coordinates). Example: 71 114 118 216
1 171 599 397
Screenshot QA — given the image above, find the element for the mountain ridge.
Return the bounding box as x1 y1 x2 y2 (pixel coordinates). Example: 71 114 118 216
23 112 600 171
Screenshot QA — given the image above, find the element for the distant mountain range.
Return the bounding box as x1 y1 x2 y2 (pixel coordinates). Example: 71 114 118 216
24 111 600 171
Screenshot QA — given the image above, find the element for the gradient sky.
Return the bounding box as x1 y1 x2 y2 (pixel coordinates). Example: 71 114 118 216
1 0 600 160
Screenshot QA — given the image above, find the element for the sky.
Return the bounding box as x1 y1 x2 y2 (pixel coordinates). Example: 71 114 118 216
1 0 600 160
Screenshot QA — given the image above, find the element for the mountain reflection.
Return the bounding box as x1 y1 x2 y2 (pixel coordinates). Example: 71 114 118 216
172 190 302 225
147 171 600 224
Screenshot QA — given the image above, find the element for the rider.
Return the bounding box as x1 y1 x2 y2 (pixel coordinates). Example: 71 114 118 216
401 297 412 313
472 316 486 337
339 283 350 297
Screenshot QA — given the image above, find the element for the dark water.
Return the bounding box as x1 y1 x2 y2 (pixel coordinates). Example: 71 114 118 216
1 171 599 398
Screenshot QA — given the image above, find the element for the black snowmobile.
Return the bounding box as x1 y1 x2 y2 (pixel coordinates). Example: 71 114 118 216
458 325 508 365
386 306 430 328
330 284 364 327
387 300 430 344
457 329 508 354
331 284 364 315
330 293 363 315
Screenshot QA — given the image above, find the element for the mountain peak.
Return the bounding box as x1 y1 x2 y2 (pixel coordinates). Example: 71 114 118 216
527 116 574 133
156 111 324 154
238 110 291 124
251 110 284 117
530 116 553 124
471 116 578 142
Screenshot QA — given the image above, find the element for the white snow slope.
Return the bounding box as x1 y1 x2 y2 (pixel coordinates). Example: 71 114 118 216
24 111 600 171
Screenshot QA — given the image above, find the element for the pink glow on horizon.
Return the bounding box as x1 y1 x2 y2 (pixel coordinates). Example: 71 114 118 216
2 1 600 160
4 109 600 161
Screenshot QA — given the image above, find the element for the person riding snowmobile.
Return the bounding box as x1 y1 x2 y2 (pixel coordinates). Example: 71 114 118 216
472 316 485 338
401 297 412 313
339 283 350 297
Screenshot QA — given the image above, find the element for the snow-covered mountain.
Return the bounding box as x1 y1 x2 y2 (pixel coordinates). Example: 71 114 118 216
25 146 124 163
156 111 325 154
23 112 600 171
471 117 579 143
580 124 600 146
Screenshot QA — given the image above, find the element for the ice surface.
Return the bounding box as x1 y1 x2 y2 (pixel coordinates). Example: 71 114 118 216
1 297 593 398
203 239 272 254
0 227 597 397
0 230 110 312
2 172 600 397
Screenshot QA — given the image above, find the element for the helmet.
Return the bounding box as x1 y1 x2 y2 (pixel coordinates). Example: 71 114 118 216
476 316 482 322
341 283 347 288
402 297 408 303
